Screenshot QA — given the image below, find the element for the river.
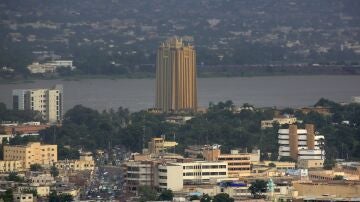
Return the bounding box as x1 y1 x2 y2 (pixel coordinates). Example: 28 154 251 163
0 75 359 112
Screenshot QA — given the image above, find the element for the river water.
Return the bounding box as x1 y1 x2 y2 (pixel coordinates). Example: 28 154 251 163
0 75 359 112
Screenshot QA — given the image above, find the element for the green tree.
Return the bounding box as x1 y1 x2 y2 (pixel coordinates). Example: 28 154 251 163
268 162 276 167
49 191 73 202
6 172 23 182
249 180 267 198
158 189 173 200
50 165 59 177
200 194 212 202
189 195 200 201
213 193 234 202
22 189 37 196
138 186 157 202
30 164 43 172
334 175 344 180
0 189 13 202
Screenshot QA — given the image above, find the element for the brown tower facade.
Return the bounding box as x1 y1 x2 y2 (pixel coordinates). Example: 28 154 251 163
289 125 299 160
305 124 315 150
155 37 197 112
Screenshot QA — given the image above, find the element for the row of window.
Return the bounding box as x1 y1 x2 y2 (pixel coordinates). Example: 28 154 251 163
183 172 226 176
228 162 250 166
183 165 226 170
218 157 250 161
229 168 250 171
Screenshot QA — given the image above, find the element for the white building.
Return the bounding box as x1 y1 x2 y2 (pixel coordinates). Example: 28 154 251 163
13 193 34 202
124 160 228 193
261 115 297 129
179 161 228 184
12 85 63 123
157 163 183 191
351 96 360 103
278 124 325 161
27 60 75 74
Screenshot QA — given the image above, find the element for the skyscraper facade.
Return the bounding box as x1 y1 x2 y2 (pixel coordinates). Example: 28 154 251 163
155 37 197 112
12 85 63 123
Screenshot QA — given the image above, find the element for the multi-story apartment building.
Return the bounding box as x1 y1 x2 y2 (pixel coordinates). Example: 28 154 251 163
123 161 155 192
12 85 63 123
278 124 325 161
177 161 228 184
155 37 197 112
3 142 57 169
156 163 183 191
124 160 229 193
156 161 228 191
202 145 251 177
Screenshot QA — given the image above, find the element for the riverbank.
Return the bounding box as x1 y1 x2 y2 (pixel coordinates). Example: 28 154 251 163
1 64 360 84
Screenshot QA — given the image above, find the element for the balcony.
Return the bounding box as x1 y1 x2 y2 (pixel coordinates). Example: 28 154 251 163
279 146 290 151
278 129 289 134
298 135 307 140
279 151 290 157
298 149 324 155
278 135 289 140
278 140 289 145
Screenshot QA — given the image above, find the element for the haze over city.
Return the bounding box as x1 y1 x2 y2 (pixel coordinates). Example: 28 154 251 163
0 1 360 202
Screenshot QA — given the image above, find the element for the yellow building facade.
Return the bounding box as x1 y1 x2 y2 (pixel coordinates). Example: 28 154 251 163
0 160 23 172
203 148 251 177
3 142 57 169
147 137 178 154
155 37 197 112
55 154 95 171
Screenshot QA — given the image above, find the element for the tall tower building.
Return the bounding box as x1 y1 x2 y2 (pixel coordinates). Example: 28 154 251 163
155 37 197 112
12 85 63 123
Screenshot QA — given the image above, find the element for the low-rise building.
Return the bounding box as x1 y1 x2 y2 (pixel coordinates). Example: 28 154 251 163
155 161 228 191
0 123 50 136
300 106 332 116
147 136 178 155
293 181 360 198
29 173 55 186
27 60 75 74
18 186 50 197
351 96 360 103
308 170 345 181
335 162 360 180
177 161 228 185
165 116 193 124
203 145 251 177
264 161 296 170
3 142 57 169
55 153 95 171
298 159 325 169
261 115 297 129
0 160 23 172
13 192 34 202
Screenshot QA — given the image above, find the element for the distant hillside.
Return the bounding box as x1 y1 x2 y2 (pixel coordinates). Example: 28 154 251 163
0 0 359 77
